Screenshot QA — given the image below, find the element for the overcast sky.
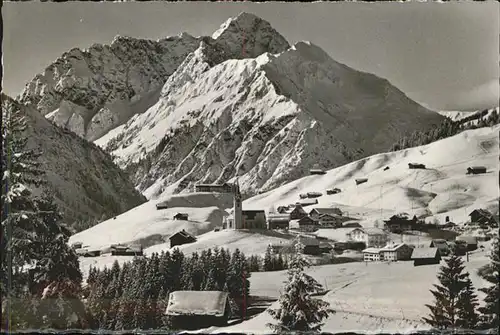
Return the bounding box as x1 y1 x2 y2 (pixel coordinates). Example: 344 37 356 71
3 1 499 111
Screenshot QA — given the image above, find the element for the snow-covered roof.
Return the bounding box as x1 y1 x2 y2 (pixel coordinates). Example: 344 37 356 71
310 207 343 216
411 247 438 259
363 247 381 254
380 243 408 252
166 291 229 317
267 213 290 222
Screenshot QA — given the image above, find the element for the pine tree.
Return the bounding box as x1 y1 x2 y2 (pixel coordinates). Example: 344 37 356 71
267 240 334 332
264 245 273 271
478 235 500 330
456 276 479 330
422 254 469 329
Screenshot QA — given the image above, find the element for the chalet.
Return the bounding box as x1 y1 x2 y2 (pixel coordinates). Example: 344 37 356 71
297 216 320 231
156 202 168 210
169 230 197 248
173 213 189 221
355 178 368 185
326 188 341 195
348 227 388 248
383 214 418 233
309 207 343 219
296 199 319 207
412 247 441 266
76 248 101 257
408 163 426 169
165 291 231 330
456 236 478 251
429 239 451 256
469 209 497 227
317 214 343 227
307 192 323 198
363 248 382 261
242 210 267 229
71 242 83 250
298 237 321 255
379 243 413 261
466 166 487 175
267 213 290 230
310 169 326 175
111 244 143 256
289 205 308 220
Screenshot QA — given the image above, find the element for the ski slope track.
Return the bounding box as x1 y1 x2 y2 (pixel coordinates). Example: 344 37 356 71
20 12 444 199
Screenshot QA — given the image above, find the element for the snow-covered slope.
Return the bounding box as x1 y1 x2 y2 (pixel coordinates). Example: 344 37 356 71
243 124 499 225
439 107 499 123
89 13 443 199
1 94 146 227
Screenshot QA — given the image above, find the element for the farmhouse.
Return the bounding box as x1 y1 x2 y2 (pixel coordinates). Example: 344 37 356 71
383 214 418 233
317 214 344 227
411 247 441 266
169 230 197 248
456 235 478 251
429 239 450 256
469 209 497 227
362 248 382 261
466 166 487 175
298 237 321 255
289 204 308 220
379 243 413 261
408 163 426 169
165 291 231 330
297 216 320 231
267 213 290 230
173 213 189 221
348 227 388 247
309 207 343 219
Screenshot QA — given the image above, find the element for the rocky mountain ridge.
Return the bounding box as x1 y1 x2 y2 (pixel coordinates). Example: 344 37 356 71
2 94 146 228
19 12 445 200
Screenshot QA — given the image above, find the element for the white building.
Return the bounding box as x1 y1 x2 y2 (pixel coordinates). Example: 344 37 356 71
362 248 382 261
348 227 388 247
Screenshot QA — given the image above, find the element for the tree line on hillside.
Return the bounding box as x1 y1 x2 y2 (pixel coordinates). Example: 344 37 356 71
390 110 499 152
423 234 499 332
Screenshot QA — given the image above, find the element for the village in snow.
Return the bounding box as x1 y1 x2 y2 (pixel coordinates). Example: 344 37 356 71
2 2 499 334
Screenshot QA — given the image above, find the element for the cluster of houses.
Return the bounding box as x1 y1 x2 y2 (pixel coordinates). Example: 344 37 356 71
71 242 144 257
223 204 359 232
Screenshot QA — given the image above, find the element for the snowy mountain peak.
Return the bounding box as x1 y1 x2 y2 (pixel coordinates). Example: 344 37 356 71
210 12 290 59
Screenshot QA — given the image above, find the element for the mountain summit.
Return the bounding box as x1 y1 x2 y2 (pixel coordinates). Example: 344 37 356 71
19 13 444 199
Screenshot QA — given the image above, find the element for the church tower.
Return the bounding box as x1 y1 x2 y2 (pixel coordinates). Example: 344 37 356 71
233 179 243 229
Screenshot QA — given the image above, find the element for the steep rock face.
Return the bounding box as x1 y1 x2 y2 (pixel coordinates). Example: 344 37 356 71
2 95 146 226
19 33 201 141
98 38 444 199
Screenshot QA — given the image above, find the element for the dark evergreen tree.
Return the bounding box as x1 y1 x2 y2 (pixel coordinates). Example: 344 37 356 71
456 276 479 330
264 245 273 271
478 234 500 330
267 240 333 332
422 254 469 329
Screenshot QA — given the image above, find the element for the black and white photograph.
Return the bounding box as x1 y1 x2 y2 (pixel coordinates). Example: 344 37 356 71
2 1 499 333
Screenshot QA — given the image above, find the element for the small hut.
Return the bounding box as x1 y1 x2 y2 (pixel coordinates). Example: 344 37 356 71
156 202 168 210
169 229 197 248
173 213 189 221
411 247 441 266
310 169 327 175
466 166 487 175
355 178 368 185
408 163 426 169
383 166 390 171
71 241 83 250
165 291 231 330
326 188 341 195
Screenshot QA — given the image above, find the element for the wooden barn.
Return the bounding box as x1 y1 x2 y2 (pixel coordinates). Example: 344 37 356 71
173 213 189 221
267 213 290 230
77 248 101 257
298 237 321 255
156 202 168 210
466 166 487 175
429 239 450 256
307 192 323 198
169 230 197 248
309 168 327 175
408 163 426 169
456 236 478 251
326 188 341 195
297 216 320 231
468 209 497 227
355 178 368 185
411 247 441 266
165 291 231 330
